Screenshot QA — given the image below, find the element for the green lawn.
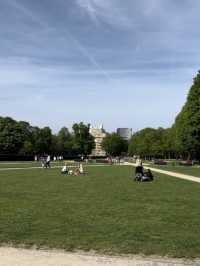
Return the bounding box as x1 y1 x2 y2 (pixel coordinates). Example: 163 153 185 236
0 165 200 258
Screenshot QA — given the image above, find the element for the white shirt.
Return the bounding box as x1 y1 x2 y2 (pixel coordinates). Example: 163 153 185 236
62 165 67 172
136 158 142 167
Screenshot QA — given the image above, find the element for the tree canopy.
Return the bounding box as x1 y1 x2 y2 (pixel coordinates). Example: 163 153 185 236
128 127 176 159
0 118 94 157
173 70 200 159
102 133 128 156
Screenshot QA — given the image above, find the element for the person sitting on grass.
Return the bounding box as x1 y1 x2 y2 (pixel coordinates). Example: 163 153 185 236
69 169 74 175
147 169 154 180
79 163 84 174
61 163 69 174
74 167 80 176
74 163 85 176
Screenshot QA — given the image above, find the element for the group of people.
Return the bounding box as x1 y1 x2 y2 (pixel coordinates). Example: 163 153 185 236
37 154 85 176
61 163 85 176
35 155 63 165
134 157 154 182
53 155 63 161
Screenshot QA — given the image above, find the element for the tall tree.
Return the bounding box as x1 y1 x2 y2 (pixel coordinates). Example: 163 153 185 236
72 122 95 156
174 70 200 159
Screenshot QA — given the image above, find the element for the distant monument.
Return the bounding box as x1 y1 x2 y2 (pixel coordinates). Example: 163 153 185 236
89 125 106 157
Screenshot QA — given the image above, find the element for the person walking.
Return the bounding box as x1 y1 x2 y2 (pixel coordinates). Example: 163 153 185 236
46 155 51 168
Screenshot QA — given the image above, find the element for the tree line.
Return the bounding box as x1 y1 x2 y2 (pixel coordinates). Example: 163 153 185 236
0 119 95 157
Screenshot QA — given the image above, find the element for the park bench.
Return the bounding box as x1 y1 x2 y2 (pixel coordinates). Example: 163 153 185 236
179 160 193 166
153 159 167 165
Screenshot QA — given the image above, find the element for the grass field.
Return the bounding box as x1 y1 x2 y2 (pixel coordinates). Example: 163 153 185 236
0 164 200 258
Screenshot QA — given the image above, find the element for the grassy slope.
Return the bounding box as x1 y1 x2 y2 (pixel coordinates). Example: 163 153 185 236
0 165 200 257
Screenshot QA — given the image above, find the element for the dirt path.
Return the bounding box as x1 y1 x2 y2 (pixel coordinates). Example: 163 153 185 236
0 247 199 266
125 162 200 184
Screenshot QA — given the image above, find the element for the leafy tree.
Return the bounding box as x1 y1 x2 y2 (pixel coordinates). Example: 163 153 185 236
72 122 95 156
128 128 156 158
17 121 35 154
174 70 200 159
56 127 73 155
0 117 25 154
128 127 174 159
20 141 34 155
33 127 53 154
18 121 34 140
102 133 128 156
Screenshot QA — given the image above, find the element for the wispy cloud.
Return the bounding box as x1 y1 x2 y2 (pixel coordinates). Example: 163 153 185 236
77 0 100 25
76 0 132 29
65 30 112 82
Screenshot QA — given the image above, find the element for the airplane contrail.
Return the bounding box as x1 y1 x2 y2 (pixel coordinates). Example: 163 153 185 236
65 30 112 82
7 0 112 82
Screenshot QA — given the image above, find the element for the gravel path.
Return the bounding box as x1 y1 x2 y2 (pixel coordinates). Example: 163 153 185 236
0 247 199 266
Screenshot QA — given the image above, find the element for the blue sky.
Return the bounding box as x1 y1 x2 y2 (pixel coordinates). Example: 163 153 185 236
0 0 200 133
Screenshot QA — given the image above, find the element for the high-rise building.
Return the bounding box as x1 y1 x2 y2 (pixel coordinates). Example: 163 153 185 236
117 128 132 140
